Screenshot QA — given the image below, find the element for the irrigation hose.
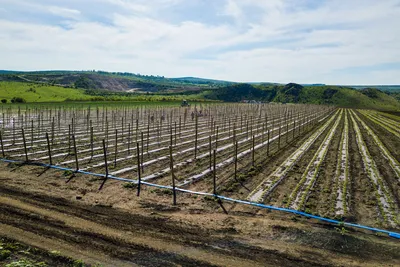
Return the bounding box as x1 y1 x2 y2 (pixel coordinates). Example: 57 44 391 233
1 157 399 239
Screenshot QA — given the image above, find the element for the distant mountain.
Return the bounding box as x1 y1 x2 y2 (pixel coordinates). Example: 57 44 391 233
0 70 399 111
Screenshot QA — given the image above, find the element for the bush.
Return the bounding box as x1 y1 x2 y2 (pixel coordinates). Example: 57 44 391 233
5 259 47 266
1 99 7 103
11 97 26 103
73 259 85 267
122 182 136 189
0 249 11 260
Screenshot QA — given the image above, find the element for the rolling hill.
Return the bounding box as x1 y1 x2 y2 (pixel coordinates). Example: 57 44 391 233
0 70 230 92
205 83 400 111
0 71 399 111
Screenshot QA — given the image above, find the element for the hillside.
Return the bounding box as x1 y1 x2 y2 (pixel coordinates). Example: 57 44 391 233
205 83 400 111
0 82 92 102
0 71 399 111
0 71 230 92
0 81 209 103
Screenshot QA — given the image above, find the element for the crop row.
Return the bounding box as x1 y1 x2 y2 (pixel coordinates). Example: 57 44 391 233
359 110 400 139
350 111 398 226
352 111 400 179
247 109 339 202
286 109 342 210
332 109 349 216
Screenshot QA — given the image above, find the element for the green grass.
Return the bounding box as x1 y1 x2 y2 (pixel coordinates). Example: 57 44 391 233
296 86 400 111
0 81 212 105
284 86 400 111
2 80 398 112
332 88 400 111
0 82 92 102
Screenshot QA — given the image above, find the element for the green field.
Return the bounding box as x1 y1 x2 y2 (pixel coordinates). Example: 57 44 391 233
1 79 399 112
297 86 400 111
0 81 209 104
0 82 92 102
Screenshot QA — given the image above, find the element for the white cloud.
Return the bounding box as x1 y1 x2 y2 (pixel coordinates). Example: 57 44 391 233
47 6 81 19
103 0 148 13
0 0 399 84
223 0 242 20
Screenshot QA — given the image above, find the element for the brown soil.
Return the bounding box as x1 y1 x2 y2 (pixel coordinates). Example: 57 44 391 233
307 113 344 218
356 115 400 207
265 117 333 208
356 111 400 162
1 159 400 266
347 117 380 226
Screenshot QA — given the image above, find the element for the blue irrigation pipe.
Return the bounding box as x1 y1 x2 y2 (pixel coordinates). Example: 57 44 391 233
1 157 400 239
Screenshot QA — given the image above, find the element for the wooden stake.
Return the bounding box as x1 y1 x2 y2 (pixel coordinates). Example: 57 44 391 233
0 130 4 157
51 118 55 145
99 139 108 190
114 129 118 168
72 134 79 171
278 125 281 149
68 124 71 154
216 126 219 150
174 121 177 146
286 119 289 143
234 141 238 181
22 128 28 162
12 118 15 145
194 114 198 159
170 145 176 205
30 120 34 148
136 119 139 142
267 129 270 156
209 135 212 169
45 132 53 165
213 149 217 196
141 132 144 173
147 123 150 154
293 120 296 140
179 116 182 138
128 123 131 154
252 135 255 166
136 142 141 196
90 126 94 159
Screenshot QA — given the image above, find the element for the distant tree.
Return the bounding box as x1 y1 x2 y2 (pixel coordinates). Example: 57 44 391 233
11 97 26 103
1 99 7 103
74 76 94 89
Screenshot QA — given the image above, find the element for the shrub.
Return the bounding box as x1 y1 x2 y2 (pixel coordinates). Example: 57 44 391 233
1 99 7 103
73 259 85 267
122 182 136 189
11 97 26 103
5 259 47 266
0 249 11 260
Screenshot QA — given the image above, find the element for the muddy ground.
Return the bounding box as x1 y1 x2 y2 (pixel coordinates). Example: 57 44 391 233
1 163 400 266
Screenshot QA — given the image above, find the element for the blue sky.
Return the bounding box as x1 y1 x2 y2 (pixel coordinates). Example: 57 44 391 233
0 0 399 84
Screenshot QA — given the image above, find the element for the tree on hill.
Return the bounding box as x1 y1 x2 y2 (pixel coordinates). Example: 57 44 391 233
74 75 96 89
205 84 272 102
11 97 26 103
275 83 304 103
361 88 381 98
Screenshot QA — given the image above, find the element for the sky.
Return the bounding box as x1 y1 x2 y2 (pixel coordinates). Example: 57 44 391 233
0 0 400 85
